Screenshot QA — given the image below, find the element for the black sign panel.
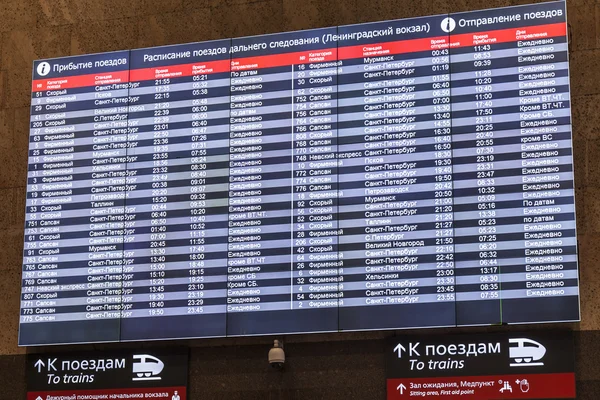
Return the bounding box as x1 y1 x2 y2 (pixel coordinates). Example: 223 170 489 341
386 331 575 399
27 348 188 400
20 0 580 346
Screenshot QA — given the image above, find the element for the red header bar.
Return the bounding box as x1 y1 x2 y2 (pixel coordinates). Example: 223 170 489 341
230 48 338 72
387 373 575 400
31 70 129 92
451 22 566 48
338 36 449 60
129 59 231 81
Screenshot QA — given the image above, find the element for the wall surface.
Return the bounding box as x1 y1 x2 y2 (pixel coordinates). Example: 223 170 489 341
0 0 598 398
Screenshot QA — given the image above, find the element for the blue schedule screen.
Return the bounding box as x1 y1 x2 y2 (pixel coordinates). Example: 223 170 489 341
20 1 580 345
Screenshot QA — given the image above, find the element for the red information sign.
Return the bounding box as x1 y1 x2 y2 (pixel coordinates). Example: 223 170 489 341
387 373 575 400
27 387 187 400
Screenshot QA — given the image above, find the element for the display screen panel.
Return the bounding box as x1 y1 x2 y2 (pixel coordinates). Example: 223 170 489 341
20 0 579 345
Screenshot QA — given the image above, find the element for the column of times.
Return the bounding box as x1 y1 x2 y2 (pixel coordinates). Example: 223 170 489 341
119 40 232 339
451 3 579 325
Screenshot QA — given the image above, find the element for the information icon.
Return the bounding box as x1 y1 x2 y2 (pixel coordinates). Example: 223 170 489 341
36 62 50 76
440 17 456 33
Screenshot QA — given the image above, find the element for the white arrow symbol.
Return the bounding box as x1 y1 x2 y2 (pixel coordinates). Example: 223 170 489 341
394 343 406 358
397 383 407 395
34 359 45 373
36 396 43 400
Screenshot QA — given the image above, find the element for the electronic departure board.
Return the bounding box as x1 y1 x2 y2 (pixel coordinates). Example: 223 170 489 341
20 0 580 346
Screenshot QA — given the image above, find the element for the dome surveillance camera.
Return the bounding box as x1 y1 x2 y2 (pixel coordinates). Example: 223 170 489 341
268 339 285 370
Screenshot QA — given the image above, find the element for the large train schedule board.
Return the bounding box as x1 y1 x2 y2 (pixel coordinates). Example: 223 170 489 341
20 1 580 345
